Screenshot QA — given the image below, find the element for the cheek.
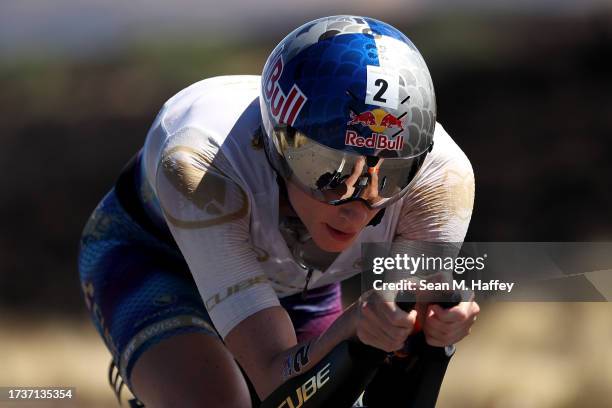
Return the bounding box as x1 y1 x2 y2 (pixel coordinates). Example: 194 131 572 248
287 184 321 218
312 202 335 219
286 185 338 235
297 197 333 226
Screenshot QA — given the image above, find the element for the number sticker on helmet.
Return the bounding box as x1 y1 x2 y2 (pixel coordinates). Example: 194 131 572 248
366 65 399 109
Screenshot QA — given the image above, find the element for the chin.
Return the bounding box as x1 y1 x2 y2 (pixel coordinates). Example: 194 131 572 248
310 225 357 253
312 237 353 253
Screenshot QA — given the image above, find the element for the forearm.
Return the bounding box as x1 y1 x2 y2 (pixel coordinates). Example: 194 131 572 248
260 302 359 398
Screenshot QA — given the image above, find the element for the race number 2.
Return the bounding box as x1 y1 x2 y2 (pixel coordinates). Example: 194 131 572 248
365 65 398 110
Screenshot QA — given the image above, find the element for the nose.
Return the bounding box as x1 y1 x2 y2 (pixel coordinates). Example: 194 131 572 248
337 201 369 225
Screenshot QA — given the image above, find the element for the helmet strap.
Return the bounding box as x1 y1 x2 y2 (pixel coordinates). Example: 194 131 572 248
367 207 386 227
276 174 299 218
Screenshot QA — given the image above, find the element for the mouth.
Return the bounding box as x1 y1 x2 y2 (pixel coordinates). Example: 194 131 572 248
324 224 357 242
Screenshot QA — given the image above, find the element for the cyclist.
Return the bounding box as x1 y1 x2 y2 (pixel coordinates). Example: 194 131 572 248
79 15 480 407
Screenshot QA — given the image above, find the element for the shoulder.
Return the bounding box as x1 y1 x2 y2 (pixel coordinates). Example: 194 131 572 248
146 76 265 228
143 76 260 173
395 122 475 241
159 75 261 136
423 122 472 176
143 75 263 190
154 128 250 230
410 122 474 204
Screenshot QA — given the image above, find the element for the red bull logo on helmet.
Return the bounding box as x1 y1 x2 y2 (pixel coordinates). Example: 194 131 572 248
347 108 403 133
345 130 404 151
263 54 307 127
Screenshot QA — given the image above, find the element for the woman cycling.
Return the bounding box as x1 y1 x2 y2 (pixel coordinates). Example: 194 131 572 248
78 15 479 407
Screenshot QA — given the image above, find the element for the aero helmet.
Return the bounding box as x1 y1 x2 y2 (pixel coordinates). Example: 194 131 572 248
260 16 436 209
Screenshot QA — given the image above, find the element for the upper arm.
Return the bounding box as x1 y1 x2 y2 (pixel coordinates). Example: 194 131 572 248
154 126 281 338
395 126 475 243
154 127 303 397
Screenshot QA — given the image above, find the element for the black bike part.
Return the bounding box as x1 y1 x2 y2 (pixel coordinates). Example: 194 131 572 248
363 340 453 408
128 398 145 407
367 207 386 227
395 290 463 314
259 340 385 408
364 293 461 408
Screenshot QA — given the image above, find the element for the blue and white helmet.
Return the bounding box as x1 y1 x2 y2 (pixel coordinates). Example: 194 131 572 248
260 16 436 209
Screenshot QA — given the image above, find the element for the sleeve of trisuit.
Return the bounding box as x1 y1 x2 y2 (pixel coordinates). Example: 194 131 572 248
155 126 280 338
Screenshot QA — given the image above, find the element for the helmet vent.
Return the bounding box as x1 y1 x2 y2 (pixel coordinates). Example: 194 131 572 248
319 30 341 41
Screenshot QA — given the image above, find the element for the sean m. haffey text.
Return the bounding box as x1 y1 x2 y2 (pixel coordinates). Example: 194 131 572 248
371 253 516 293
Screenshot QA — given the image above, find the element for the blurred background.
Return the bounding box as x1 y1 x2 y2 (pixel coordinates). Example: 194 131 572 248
1 0 612 407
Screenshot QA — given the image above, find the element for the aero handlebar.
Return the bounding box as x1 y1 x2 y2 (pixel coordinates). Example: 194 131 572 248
260 291 461 408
